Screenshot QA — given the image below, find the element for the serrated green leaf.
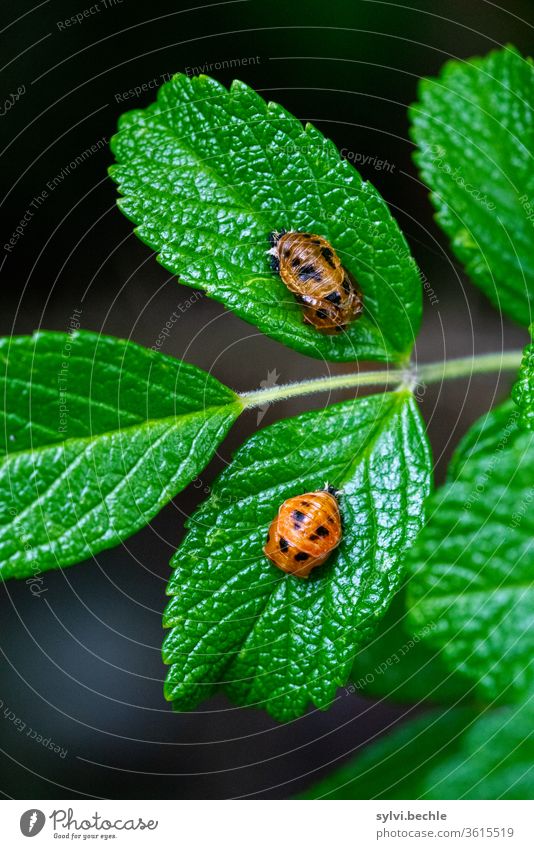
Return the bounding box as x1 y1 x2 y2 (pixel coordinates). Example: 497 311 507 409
349 591 471 705
407 400 534 702
0 331 241 579
163 391 432 721
299 701 534 799
410 46 534 325
110 74 422 363
512 324 534 429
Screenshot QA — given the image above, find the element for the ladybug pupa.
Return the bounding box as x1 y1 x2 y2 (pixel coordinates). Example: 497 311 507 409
268 230 363 334
263 485 342 578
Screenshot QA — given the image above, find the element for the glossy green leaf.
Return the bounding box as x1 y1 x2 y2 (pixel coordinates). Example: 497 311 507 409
407 401 534 702
512 325 534 429
0 331 241 579
163 391 432 722
300 702 534 799
349 591 471 705
110 74 422 363
410 46 534 325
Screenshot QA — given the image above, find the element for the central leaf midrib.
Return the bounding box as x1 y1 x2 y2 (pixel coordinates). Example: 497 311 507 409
339 392 407 484
0 402 239 465
3 374 144 425
4 413 228 561
1 343 227 422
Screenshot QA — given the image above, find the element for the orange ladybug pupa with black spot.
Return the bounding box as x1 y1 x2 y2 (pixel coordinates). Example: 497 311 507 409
263 485 342 578
268 230 363 334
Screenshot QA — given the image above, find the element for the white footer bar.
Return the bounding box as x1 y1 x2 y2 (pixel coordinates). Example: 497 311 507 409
2 799 532 849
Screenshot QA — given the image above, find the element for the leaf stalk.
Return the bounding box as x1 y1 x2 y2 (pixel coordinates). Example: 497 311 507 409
239 350 524 409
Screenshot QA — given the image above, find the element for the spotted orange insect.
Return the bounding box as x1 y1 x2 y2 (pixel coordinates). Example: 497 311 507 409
268 230 363 334
263 485 342 578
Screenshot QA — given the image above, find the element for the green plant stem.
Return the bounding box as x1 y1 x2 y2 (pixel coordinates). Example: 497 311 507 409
239 350 523 409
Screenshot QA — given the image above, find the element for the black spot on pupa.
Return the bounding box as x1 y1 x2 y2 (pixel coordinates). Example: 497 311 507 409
283 246 291 258
316 308 329 320
291 257 301 269
311 238 321 245
309 534 318 541
266 532 270 542
316 525 329 537
325 291 341 305
342 276 352 294
295 551 310 562
279 537 289 553
321 246 336 267
301 233 311 238
299 264 322 282
291 510 306 523
300 500 310 507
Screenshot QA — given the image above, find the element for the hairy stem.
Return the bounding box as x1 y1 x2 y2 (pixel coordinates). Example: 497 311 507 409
239 350 523 409
416 351 523 384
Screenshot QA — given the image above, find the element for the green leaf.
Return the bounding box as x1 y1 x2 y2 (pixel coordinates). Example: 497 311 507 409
424 701 534 800
410 46 534 325
299 708 473 799
406 400 534 703
110 74 422 363
349 591 471 705
512 324 534 429
163 391 432 722
299 702 534 799
0 331 241 579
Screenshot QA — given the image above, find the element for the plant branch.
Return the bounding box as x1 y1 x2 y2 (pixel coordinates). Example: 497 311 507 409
416 351 523 384
239 350 523 409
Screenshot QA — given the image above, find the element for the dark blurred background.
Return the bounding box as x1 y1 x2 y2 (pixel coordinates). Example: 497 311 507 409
0 0 531 799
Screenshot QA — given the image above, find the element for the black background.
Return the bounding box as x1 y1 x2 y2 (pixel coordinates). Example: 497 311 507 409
0 0 531 799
